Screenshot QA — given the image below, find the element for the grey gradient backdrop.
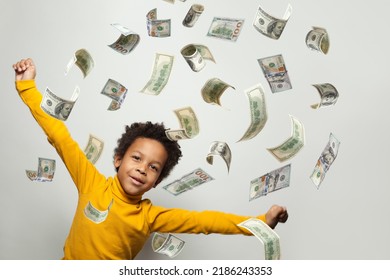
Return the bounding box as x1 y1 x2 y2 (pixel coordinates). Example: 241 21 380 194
1 0 389 259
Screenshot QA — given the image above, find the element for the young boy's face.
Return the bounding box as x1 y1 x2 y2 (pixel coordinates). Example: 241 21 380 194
114 137 168 197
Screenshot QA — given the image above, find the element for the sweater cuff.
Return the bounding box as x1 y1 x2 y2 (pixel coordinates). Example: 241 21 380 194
15 80 36 93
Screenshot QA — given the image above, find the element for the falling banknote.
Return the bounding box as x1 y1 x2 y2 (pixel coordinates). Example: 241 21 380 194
108 23 140 55
311 83 339 109
152 233 185 258
238 84 267 142
162 168 214 196
140 53 174 95
206 141 232 172
201 77 235 107
84 134 104 164
165 107 199 141
207 17 244 42
26 157 56 182
182 4 204 27
146 8 171 37
252 4 292 40
238 218 281 260
101 78 128 110
249 164 291 201
64 48 94 78
306 26 330 54
310 133 340 188
258 54 292 93
181 44 215 72
41 86 79 121
267 115 305 162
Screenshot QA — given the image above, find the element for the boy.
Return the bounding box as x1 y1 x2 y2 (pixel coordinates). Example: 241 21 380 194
13 58 288 260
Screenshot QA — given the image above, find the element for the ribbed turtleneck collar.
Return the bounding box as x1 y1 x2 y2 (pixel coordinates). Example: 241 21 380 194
111 175 143 205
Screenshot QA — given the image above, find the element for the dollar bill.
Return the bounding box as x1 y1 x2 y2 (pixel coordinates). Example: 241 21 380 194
253 4 292 40
84 199 113 224
238 218 281 260
183 4 204 27
249 164 291 201
64 49 94 78
311 83 339 109
166 107 199 140
267 115 305 162
162 168 214 196
41 86 79 121
146 8 171 37
258 54 292 93
140 53 174 95
306 26 330 54
108 23 140 55
206 141 232 172
26 158 56 182
84 134 104 164
152 233 185 258
207 17 244 42
181 44 215 72
101 78 128 110
238 84 268 142
201 78 235 106
310 133 340 188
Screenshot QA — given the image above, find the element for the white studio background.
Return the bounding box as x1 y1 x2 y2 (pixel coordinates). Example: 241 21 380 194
0 0 389 260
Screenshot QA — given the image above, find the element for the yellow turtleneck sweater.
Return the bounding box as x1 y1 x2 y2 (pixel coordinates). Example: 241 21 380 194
16 80 266 260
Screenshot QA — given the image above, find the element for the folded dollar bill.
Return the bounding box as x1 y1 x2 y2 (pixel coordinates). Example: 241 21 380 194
152 233 185 258
249 164 291 201
238 218 281 260
181 44 215 72
258 54 292 93
183 4 204 27
84 134 104 164
101 78 128 110
201 78 235 107
306 26 330 54
165 107 199 141
162 168 214 196
253 4 292 40
311 83 339 109
310 133 340 188
64 48 94 78
41 86 79 121
206 141 232 172
108 23 140 55
26 157 56 182
207 17 244 42
146 8 171 37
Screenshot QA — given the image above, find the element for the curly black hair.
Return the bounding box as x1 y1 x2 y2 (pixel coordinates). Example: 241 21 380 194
113 121 182 183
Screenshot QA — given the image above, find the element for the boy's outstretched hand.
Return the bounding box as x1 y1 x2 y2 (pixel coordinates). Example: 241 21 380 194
13 58 36 81
265 205 288 229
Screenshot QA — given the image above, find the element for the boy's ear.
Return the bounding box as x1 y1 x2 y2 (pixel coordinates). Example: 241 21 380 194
114 155 122 168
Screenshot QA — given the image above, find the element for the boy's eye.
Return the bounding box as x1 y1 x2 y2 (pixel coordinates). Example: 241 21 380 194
132 155 140 161
150 164 158 171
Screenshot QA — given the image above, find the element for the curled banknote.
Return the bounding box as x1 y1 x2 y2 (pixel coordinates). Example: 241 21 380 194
253 4 292 40
183 4 204 27
108 23 140 55
146 8 171 37
306 26 330 54
238 218 281 260
65 48 94 78
162 167 214 196
165 107 199 141
267 115 305 162
152 233 185 258
101 78 128 110
206 141 232 172
84 199 113 224
258 54 292 93
311 83 339 109
310 133 340 188
249 164 291 201
181 44 215 72
41 86 79 121
207 17 244 42
140 53 174 95
84 134 104 164
201 78 235 106
238 84 267 142
26 157 56 182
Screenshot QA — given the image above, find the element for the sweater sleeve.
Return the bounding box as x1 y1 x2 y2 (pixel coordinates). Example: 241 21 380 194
147 203 267 236
16 80 106 193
